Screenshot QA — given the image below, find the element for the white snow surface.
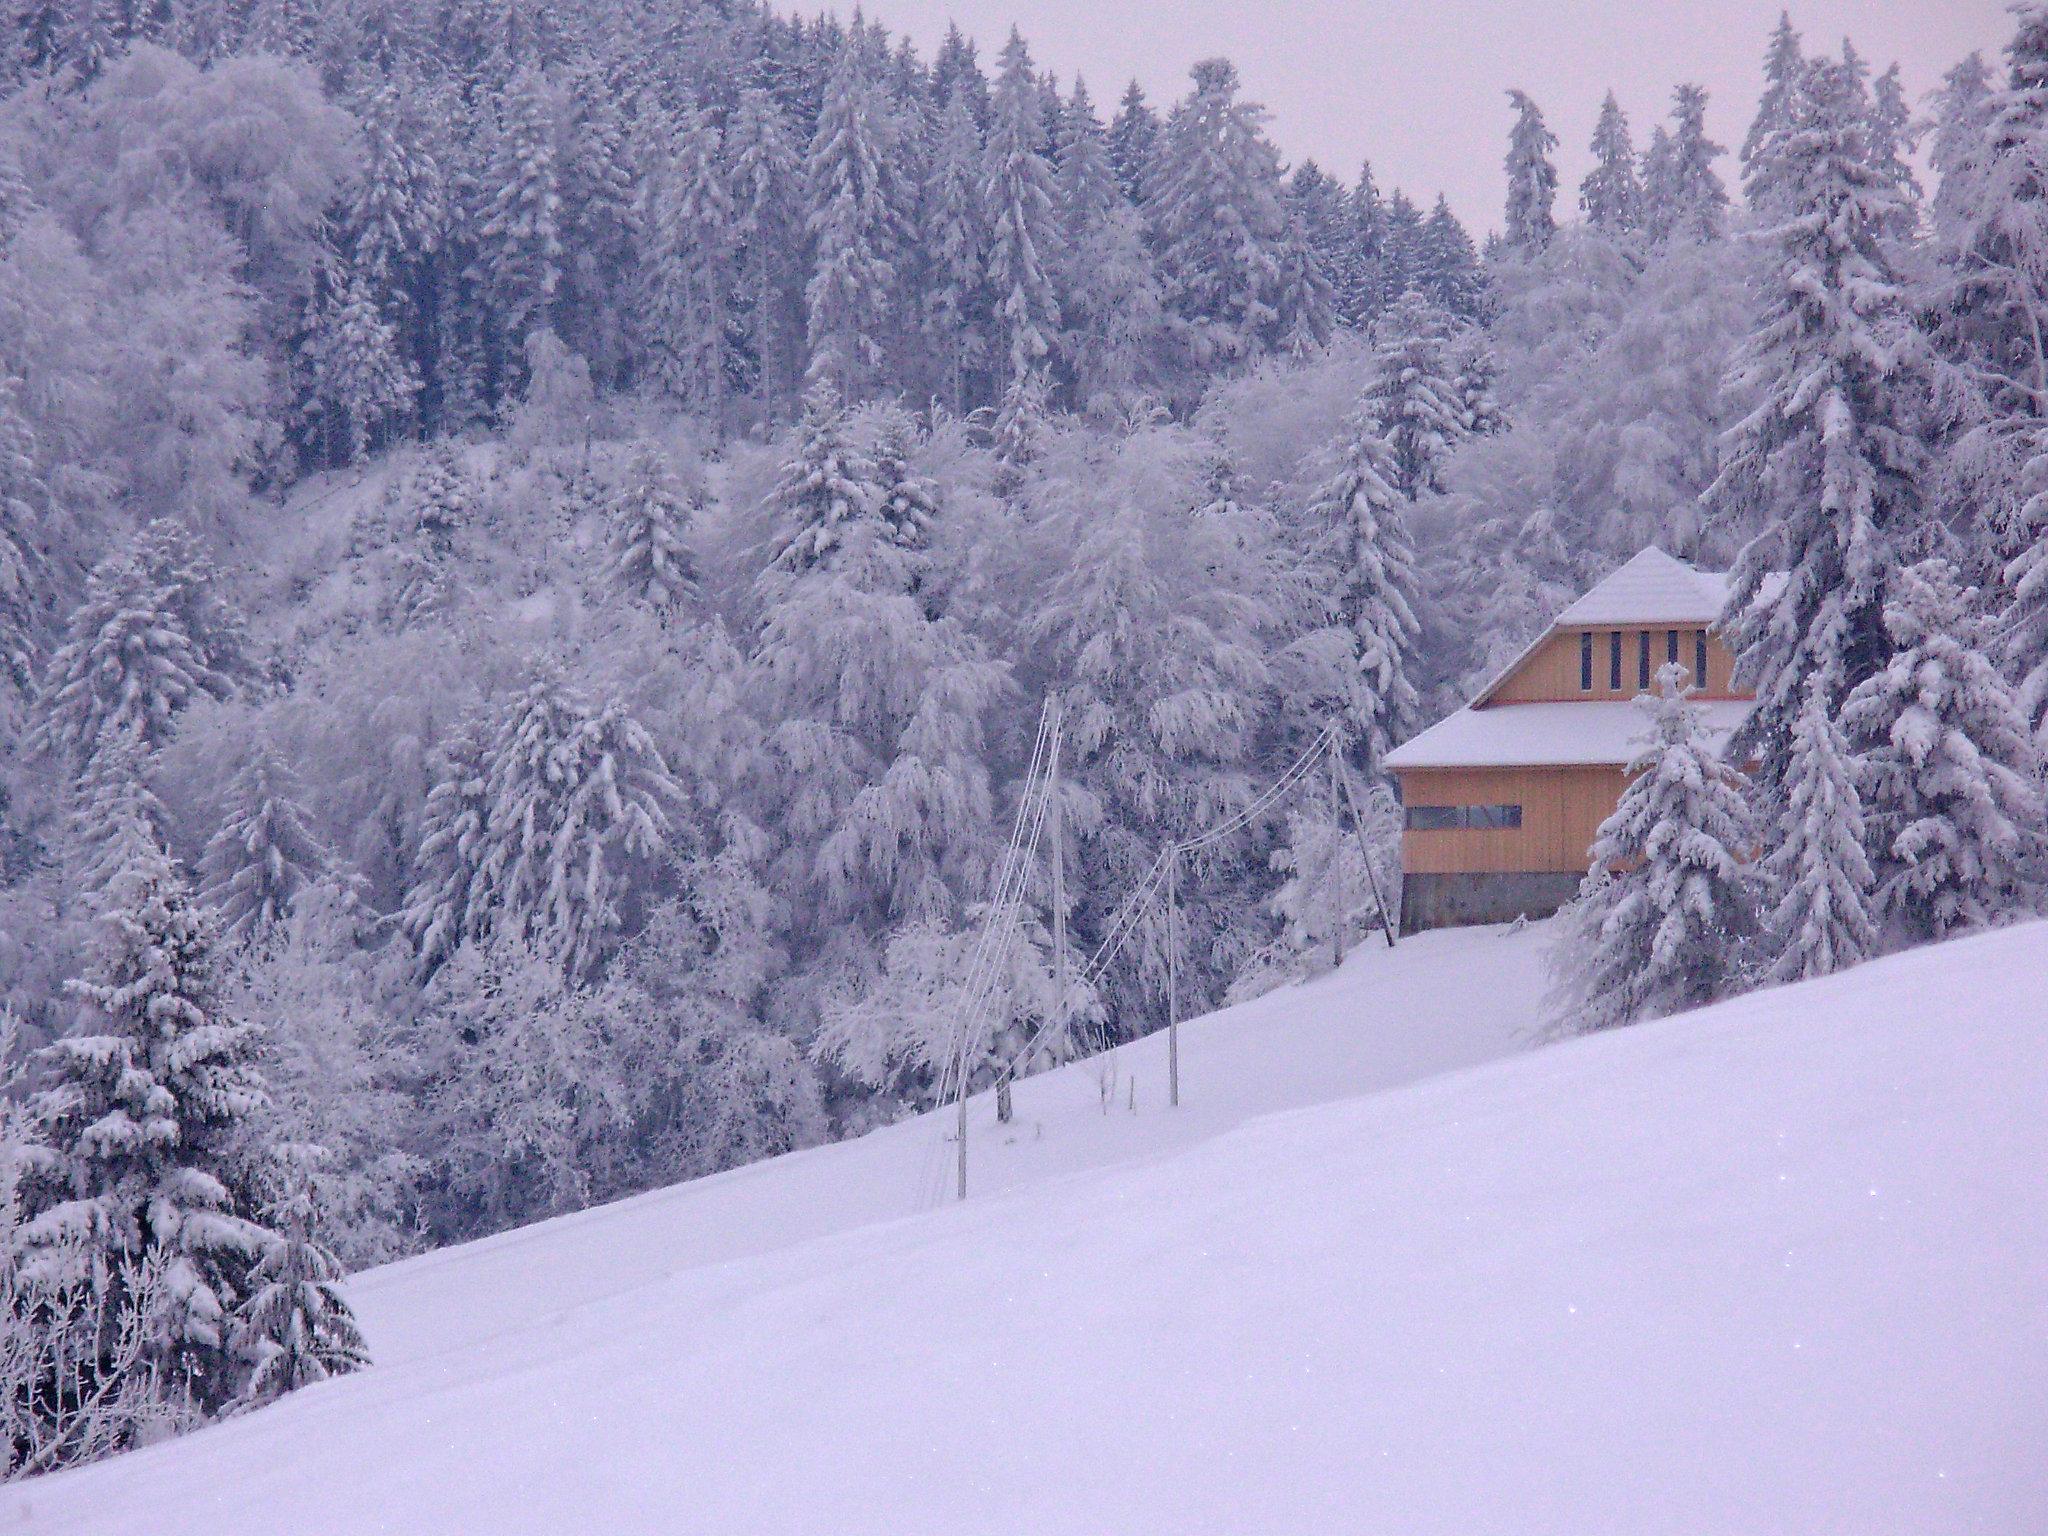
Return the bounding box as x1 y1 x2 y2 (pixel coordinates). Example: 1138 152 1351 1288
11 919 2047 1535
1386 696 1752 770
1551 545 1730 627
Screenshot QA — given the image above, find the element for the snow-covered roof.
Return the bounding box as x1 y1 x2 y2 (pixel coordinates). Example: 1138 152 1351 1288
1552 546 1731 628
1384 698 1753 772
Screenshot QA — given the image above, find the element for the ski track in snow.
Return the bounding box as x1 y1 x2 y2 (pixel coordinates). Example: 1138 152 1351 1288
8 919 2047 1535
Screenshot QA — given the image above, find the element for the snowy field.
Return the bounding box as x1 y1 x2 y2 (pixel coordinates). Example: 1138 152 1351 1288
8 919 2046 1535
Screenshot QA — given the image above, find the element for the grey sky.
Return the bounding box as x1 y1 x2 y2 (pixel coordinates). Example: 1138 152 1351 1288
857 0 2007 232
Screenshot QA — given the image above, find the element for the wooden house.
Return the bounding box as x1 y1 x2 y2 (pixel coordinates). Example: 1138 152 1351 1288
1384 547 1754 934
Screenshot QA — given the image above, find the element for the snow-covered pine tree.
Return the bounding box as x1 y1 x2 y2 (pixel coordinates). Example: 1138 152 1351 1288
1378 189 1427 304
347 77 445 383
643 106 734 421
768 384 881 574
804 42 903 399
1927 52 1996 267
479 66 567 391
1416 196 1486 321
1743 10 1807 178
398 707 492 979
866 406 939 554
1925 9 2048 548
33 551 235 768
990 366 1052 491
727 85 806 413
607 447 700 620
1361 294 1466 501
472 669 687 980
1712 55 1938 801
233 1148 368 1407
1447 327 1509 438
1053 77 1164 412
23 818 272 1412
405 442 471 560
63 728 170 901
1345 163 1391 324
1867 63 1921 230
1549 664 1757 1033
1107 79 1158 205
1308 409 1421 769
1581 91 1643 236
198 739 329 948
1503 88 1560 251
1643 85 1730 243
426 82 495 432
0 374 46 701
1840 559 2045 940
981 28 1063 391
922 86 991 414
1289 160 1355 318
1742 14 1810 213
931 23 991 128
556 59 640 387
1758 680 1877 983
2010 467 2048 744
305 266 418 464
1145 59 1305 378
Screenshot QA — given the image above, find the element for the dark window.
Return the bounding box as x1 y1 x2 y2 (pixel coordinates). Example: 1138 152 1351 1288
1667 629 1679 669
1579 632 1593 691
1638 631 1651 691
1694 631 1709 689
1609 631 1622 690
1405 804 1523 832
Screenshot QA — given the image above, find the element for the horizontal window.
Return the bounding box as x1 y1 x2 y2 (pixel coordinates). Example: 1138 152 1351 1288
1405 803 1523 832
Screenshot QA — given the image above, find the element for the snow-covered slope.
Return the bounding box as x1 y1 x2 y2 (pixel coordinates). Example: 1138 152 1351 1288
11 921 2047 1535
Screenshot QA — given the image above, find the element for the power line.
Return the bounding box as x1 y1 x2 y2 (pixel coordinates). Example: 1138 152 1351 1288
939 721 1397 1202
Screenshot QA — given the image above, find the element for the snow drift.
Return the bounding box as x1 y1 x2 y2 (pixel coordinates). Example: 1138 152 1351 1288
8 919 2044 1535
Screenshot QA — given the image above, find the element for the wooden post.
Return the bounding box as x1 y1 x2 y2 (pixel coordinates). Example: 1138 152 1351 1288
1050 697 1068 1056
1333 743 1399 948
1330 739 1347 969
1167 848 1181 1108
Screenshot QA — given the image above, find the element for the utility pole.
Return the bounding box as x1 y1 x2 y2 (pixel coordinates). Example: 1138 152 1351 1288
1332 737 1399 948
956 1085 968 1201
1166 847 1181 1108
1050 696 1067 1068
1330 738 1348 969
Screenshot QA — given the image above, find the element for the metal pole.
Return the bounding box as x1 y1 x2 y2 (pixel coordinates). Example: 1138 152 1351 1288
1167 847 1181 1108
956 1079 968 1201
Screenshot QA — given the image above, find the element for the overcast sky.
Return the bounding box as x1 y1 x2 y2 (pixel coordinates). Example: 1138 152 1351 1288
854 0 2005 232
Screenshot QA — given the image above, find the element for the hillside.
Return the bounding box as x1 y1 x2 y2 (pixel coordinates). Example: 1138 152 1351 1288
7 920 2046 1535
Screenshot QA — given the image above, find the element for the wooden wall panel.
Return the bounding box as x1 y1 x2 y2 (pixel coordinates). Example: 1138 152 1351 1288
1485 626 1743 704
1399 765 1628 874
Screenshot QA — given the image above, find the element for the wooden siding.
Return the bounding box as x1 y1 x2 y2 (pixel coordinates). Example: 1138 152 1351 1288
1485 625 1743 705
1398 765 1628 874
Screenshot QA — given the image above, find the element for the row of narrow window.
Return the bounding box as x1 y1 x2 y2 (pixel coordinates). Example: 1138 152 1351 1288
1579 630 1708 693
1404 803 1524 832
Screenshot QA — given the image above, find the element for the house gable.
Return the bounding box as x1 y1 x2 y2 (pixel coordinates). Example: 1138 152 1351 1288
1469 548 1738 708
